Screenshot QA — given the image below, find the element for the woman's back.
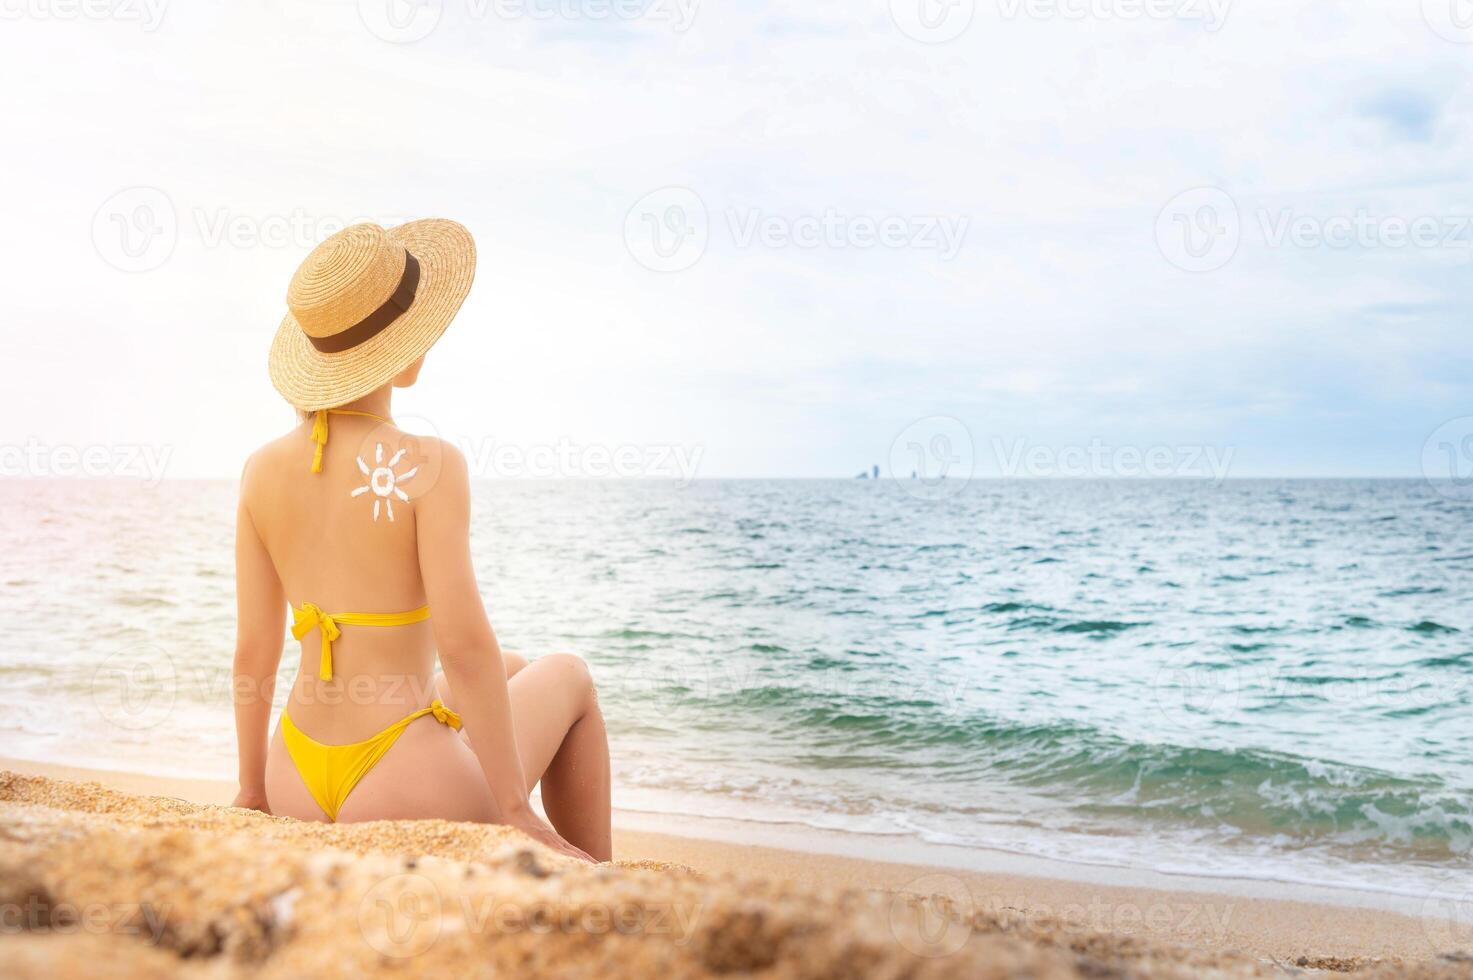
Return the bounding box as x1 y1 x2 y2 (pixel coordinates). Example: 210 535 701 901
242 411 447 741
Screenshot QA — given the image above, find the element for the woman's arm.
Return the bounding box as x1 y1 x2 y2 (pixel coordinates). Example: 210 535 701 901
232 464 286 811
416 442 591 861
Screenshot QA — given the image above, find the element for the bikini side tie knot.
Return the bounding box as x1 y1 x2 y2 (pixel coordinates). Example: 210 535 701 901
430 700 462 728
292 602 341 681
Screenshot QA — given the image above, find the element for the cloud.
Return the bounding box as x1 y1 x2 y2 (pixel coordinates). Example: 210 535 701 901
1356 88 1443 143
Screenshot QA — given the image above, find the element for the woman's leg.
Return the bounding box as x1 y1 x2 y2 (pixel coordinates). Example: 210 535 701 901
506 654 612 861
430 654 609 860
435 651 612 861
435 649 526 700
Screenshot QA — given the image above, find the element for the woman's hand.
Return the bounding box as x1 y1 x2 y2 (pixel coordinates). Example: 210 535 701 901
509 807 596 863
232 787 271 814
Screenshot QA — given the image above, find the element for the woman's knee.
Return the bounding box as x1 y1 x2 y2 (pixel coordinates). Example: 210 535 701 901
542 652 595 706
501 650 528 678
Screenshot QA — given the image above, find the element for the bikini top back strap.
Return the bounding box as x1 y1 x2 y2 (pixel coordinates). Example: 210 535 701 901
291 602 432 680
309 409 391 473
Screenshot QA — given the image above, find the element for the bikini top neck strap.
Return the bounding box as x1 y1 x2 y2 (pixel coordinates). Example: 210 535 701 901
309 409 391 473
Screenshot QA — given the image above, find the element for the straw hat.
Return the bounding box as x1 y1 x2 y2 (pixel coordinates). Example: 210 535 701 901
269 219 476 411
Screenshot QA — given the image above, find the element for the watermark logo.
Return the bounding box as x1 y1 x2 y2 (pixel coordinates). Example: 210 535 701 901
890 0 975 43
358 872 443 958
345 412 447 502
92 186 177 273
0 0 168 30
1423 0 1473 44
1156 186 1240 273
358 0 443 43
91 647 177 731
889 416 975 500
625 187 709 273
1421 888 1473 952
1152 653 1245 730
888 874 974 957
1422 416 1473 502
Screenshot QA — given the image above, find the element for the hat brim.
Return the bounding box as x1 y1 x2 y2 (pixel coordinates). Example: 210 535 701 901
269 218 476 412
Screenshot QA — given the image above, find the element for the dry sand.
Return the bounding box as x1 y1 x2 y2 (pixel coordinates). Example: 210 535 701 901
1 759 1468 979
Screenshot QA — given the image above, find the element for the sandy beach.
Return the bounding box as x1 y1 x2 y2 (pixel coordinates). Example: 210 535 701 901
2 757 1467 978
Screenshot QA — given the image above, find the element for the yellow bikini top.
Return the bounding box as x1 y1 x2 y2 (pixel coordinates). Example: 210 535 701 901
292 603 431 681
296 408 429 681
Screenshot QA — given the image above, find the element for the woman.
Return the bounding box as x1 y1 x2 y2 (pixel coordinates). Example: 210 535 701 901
231 219 609 863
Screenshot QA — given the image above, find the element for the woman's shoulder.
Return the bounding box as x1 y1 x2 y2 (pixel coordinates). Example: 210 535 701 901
239 425 467 500
240 427 311 483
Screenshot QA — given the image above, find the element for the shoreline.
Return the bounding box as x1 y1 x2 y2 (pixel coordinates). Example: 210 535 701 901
0 750 1439 913
2 755 1457 965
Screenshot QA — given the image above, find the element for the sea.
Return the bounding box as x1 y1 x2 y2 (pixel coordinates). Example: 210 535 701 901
1 478 1469 902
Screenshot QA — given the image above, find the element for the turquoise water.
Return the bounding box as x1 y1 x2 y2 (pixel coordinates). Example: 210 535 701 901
1 478 1469 896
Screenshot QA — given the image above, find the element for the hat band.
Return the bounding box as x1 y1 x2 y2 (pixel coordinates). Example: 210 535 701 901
307 252 422 354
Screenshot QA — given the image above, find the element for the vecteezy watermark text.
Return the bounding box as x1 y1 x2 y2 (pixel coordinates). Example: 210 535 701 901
726 208 968 259
459 437 703 484
357 0 699 44
1 898 171 942
992 437 1235 481
624 187 970 272
357 872 703 959
1153 653 1464 731
0 0 168 30
0 440 173 484
92 187 419 273
1156 186 1473 273
996 0 1231 31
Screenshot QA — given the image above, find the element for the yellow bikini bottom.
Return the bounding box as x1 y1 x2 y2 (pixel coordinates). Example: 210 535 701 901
281 700 462 822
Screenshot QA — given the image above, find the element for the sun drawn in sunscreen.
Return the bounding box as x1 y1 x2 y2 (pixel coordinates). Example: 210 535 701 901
353 443 417 522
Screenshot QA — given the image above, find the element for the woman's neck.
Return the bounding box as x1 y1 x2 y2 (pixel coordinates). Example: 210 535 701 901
337 386 393 420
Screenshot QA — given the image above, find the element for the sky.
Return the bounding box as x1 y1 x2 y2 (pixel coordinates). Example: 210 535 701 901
1 0 1470 481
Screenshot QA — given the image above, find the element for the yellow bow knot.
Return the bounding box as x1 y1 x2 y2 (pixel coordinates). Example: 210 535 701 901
430 700 462 730
292 603 341 681
310 410 329 473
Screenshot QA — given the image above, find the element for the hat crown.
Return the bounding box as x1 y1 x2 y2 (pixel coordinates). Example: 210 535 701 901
287 224 408 339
